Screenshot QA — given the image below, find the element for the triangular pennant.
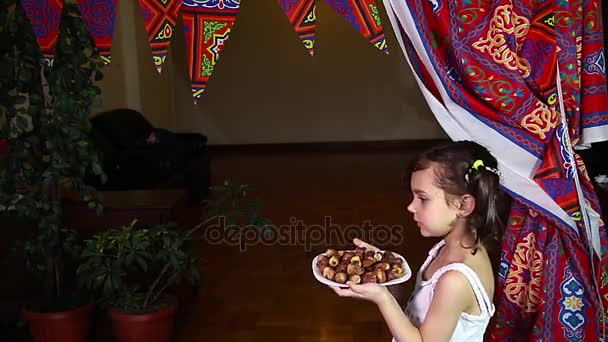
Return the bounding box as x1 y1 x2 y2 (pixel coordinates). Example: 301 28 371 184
137 0 181 73
76 0 118 65
279 0 316 55
182 0 241 103
20 0 64 67
323 0 388 54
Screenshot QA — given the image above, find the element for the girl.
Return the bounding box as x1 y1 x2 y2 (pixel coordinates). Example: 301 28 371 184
331 140 510 341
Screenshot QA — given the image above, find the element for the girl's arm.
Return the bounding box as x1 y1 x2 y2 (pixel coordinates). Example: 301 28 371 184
376 291 422 342
333 270 473 342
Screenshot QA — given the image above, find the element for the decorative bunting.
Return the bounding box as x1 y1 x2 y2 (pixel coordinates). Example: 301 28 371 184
182 0 241 102
137 0 181 73
76 0 118 65
20 0 64 67
324 0 388 54
19 0 388 95
278 0 316 55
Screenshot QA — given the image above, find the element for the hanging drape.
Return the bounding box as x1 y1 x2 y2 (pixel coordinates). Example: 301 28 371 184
382 0 608 340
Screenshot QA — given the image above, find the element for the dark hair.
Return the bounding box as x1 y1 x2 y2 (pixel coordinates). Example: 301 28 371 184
407 140 511 253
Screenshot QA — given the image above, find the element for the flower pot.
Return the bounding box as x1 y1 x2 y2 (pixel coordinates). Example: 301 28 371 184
109 301 178 342
22 302 95 342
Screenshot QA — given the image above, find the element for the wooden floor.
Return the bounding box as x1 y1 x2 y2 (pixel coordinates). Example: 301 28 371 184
5 141 442 341
9 140 608 341
169 143 440 341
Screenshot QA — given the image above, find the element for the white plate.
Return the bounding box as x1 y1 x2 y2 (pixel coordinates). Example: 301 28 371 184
312 250 412 288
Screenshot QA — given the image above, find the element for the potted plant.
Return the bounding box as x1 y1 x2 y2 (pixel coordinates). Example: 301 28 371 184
77 181 271 342
77 219 196 342
0 2 105 341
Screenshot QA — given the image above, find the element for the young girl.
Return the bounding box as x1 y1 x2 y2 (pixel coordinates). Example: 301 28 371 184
331 140 509 341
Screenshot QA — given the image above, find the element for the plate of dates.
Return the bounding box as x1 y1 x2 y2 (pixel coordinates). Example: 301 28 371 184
312 247 411 288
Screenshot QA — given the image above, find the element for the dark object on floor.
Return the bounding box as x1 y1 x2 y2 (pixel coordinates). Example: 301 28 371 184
88 108 210 204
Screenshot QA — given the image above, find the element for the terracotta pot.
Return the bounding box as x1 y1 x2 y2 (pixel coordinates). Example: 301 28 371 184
109 301 179 342
23 302 95 342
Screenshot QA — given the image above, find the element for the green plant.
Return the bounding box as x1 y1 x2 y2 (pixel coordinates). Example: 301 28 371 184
201 180 272 229
77 220 198 314
77 181 271 314
0 1 105 311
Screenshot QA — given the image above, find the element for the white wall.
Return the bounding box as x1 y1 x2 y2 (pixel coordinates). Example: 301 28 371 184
98 0 447 145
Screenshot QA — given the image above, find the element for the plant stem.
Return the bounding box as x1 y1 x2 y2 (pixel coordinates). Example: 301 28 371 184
44 256 54 308
143 263 169 309
150 282 171 308
140 216 217 310
186 218 212 237
54 254 63 300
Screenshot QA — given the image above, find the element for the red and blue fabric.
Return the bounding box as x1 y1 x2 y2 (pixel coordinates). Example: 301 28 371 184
137 0 181 73
278 0 316 55
279 0 388 55
324 0 388 54
76 0 118 65
382 0 608 339
20 0 64 67
182 0 241 102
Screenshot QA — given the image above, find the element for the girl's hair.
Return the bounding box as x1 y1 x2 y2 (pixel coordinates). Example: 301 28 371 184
408 140 511 253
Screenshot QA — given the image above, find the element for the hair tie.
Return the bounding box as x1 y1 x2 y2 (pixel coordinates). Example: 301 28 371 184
465 159 501 183
471 160 484 171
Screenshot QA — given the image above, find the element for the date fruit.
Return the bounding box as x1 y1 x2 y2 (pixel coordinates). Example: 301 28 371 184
318 248 407 284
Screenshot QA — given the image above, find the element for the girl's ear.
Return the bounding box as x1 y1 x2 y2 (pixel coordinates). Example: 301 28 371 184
458 194 476 217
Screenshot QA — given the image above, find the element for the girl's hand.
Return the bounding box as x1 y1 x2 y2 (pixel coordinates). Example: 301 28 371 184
353 238 380 252
330 281 391 305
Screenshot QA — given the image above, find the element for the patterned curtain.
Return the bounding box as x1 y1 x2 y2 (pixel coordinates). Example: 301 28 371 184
20 0 64 67
382 0 608 340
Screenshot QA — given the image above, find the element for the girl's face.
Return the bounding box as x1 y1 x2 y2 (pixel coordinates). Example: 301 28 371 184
407 166 461 237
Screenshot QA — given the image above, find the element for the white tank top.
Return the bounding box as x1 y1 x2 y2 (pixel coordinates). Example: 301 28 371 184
398 240 495 342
